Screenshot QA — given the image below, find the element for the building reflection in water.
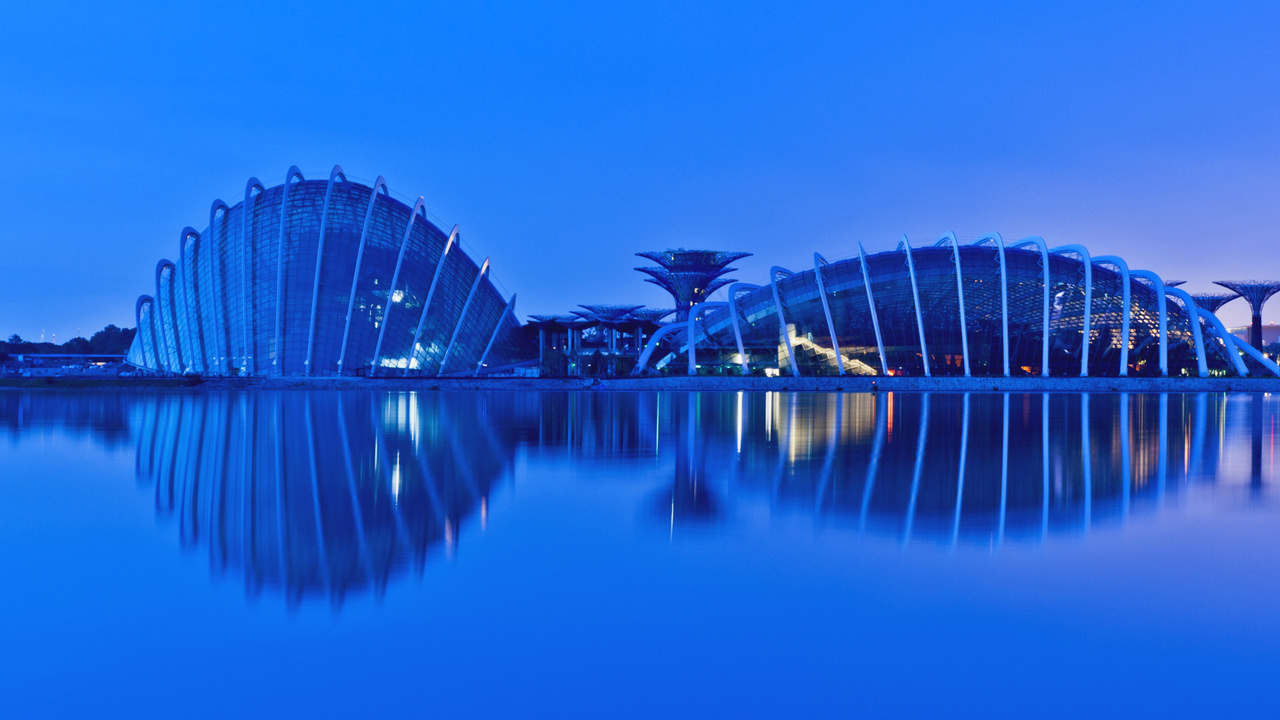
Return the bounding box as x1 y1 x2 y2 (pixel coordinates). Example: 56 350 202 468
654 391 1269 543
132 392 515 608
12 388 1273 605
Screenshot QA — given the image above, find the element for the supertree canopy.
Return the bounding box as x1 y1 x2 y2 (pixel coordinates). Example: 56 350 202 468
635 249 751 321
1189 292 1240 314
1213 280 1280 349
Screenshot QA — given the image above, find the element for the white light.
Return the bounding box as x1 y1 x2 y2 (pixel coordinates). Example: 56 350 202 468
391 290 405 303
392 453 401 504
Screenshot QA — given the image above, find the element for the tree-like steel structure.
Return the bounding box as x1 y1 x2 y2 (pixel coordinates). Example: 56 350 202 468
635 249 751 321
1213 281 1280 350
1189 292 1240 314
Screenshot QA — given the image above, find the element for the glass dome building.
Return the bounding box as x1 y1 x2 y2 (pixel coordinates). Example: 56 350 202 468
125 166 532 376
636 233 1280 378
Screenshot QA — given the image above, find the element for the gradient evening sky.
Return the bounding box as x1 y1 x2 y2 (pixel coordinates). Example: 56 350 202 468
1 0 1278 341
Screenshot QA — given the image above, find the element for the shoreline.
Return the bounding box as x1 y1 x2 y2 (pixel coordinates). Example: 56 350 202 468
2 375 1279 393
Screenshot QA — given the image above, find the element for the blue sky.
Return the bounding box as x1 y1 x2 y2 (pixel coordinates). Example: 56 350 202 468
2 0 1279 340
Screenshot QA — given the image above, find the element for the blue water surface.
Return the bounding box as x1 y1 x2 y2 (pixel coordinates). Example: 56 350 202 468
1 390 1279 718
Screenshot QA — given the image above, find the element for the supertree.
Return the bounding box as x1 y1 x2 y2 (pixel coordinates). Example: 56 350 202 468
1189 292 1240 315
1213 281 1280 350
635 249 751 321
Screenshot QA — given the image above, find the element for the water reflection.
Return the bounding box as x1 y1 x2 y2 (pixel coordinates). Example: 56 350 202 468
133 392 512 607
5 389 1278 605
0 393 134 447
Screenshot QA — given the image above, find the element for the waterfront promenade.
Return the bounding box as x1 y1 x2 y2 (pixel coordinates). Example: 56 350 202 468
3 374 1278 393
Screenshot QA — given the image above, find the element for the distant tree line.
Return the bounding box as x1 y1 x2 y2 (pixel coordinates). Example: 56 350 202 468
0 325 136 358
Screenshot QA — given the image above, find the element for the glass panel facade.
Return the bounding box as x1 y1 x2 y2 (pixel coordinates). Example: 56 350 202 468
440 277 506 375
338 195 412 373
680 245 1231 378
410 251 481 374
377 213 450 371
125 173 528 377
309 183 373 375
122 170 1246 380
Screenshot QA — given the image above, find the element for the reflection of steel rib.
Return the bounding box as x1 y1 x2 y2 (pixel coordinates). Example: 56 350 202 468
135 392 508 606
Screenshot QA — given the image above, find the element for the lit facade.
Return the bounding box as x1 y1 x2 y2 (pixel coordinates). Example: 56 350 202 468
125 166 532 376
636 234 1280 377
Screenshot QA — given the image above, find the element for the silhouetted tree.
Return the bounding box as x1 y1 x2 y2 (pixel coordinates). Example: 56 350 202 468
87 325 135 354
62 337 92 354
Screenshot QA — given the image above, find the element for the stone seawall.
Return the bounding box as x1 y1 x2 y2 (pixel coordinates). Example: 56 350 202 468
4 374 1279 393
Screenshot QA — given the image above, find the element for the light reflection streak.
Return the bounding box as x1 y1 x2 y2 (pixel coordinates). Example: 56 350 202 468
903 394 930 544
126 393 508 607
13 388 1274 606
1082 393 1092 532
998 392 1007 546
1041 391 1049 540
951 394 969 548
1121 393 1130 518
859 394 886 533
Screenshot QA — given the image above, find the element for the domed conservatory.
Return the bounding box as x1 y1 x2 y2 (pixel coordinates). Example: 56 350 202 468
632 236 1280 378
123 167 1280 380
125 166 532 376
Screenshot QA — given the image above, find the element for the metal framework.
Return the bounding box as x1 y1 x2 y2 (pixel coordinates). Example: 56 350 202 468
685 302 727 375
635 249 750 321
304 165 347 375
399 226 458 374
633 234 1242 378
1164 288 1209 377
728 283 761 375
437 258 490 374
1050 244 1092 377
936 232 971 377
1010 236 1051 377
858 242 889 376
335 177 390 374
272 166 305 373
1190 293 1240 314
974 232 1010 377
899 236 930 377
474 296 517 376
1130 271 1168 376
813 253 844 376
1092 255 1130 376
126 168 528 377
1212 280 1280 350
770 266 800 377
242 178 264 373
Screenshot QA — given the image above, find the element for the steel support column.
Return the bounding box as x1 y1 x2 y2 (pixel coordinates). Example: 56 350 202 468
393 227 458 374
813 253 844 375
1012 237 1051 377
1165 287 1209 377
937 232 970 376
975 233 1010 377
857 242 889 376
728 283 760 375
770 266 800 377
272 166 305 374
899 236 930 377
1130 270 1168 376
1093 255 1131 376
474 296 517 376
304 165 347 375
335 178 391 374
241 178 264 374
436 259 490 375
1051 244 1092 377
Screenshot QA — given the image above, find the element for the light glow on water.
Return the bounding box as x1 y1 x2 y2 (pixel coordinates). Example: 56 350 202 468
2 389 1280 717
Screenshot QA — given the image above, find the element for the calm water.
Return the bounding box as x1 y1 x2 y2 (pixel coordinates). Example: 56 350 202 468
3 390 1280 717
